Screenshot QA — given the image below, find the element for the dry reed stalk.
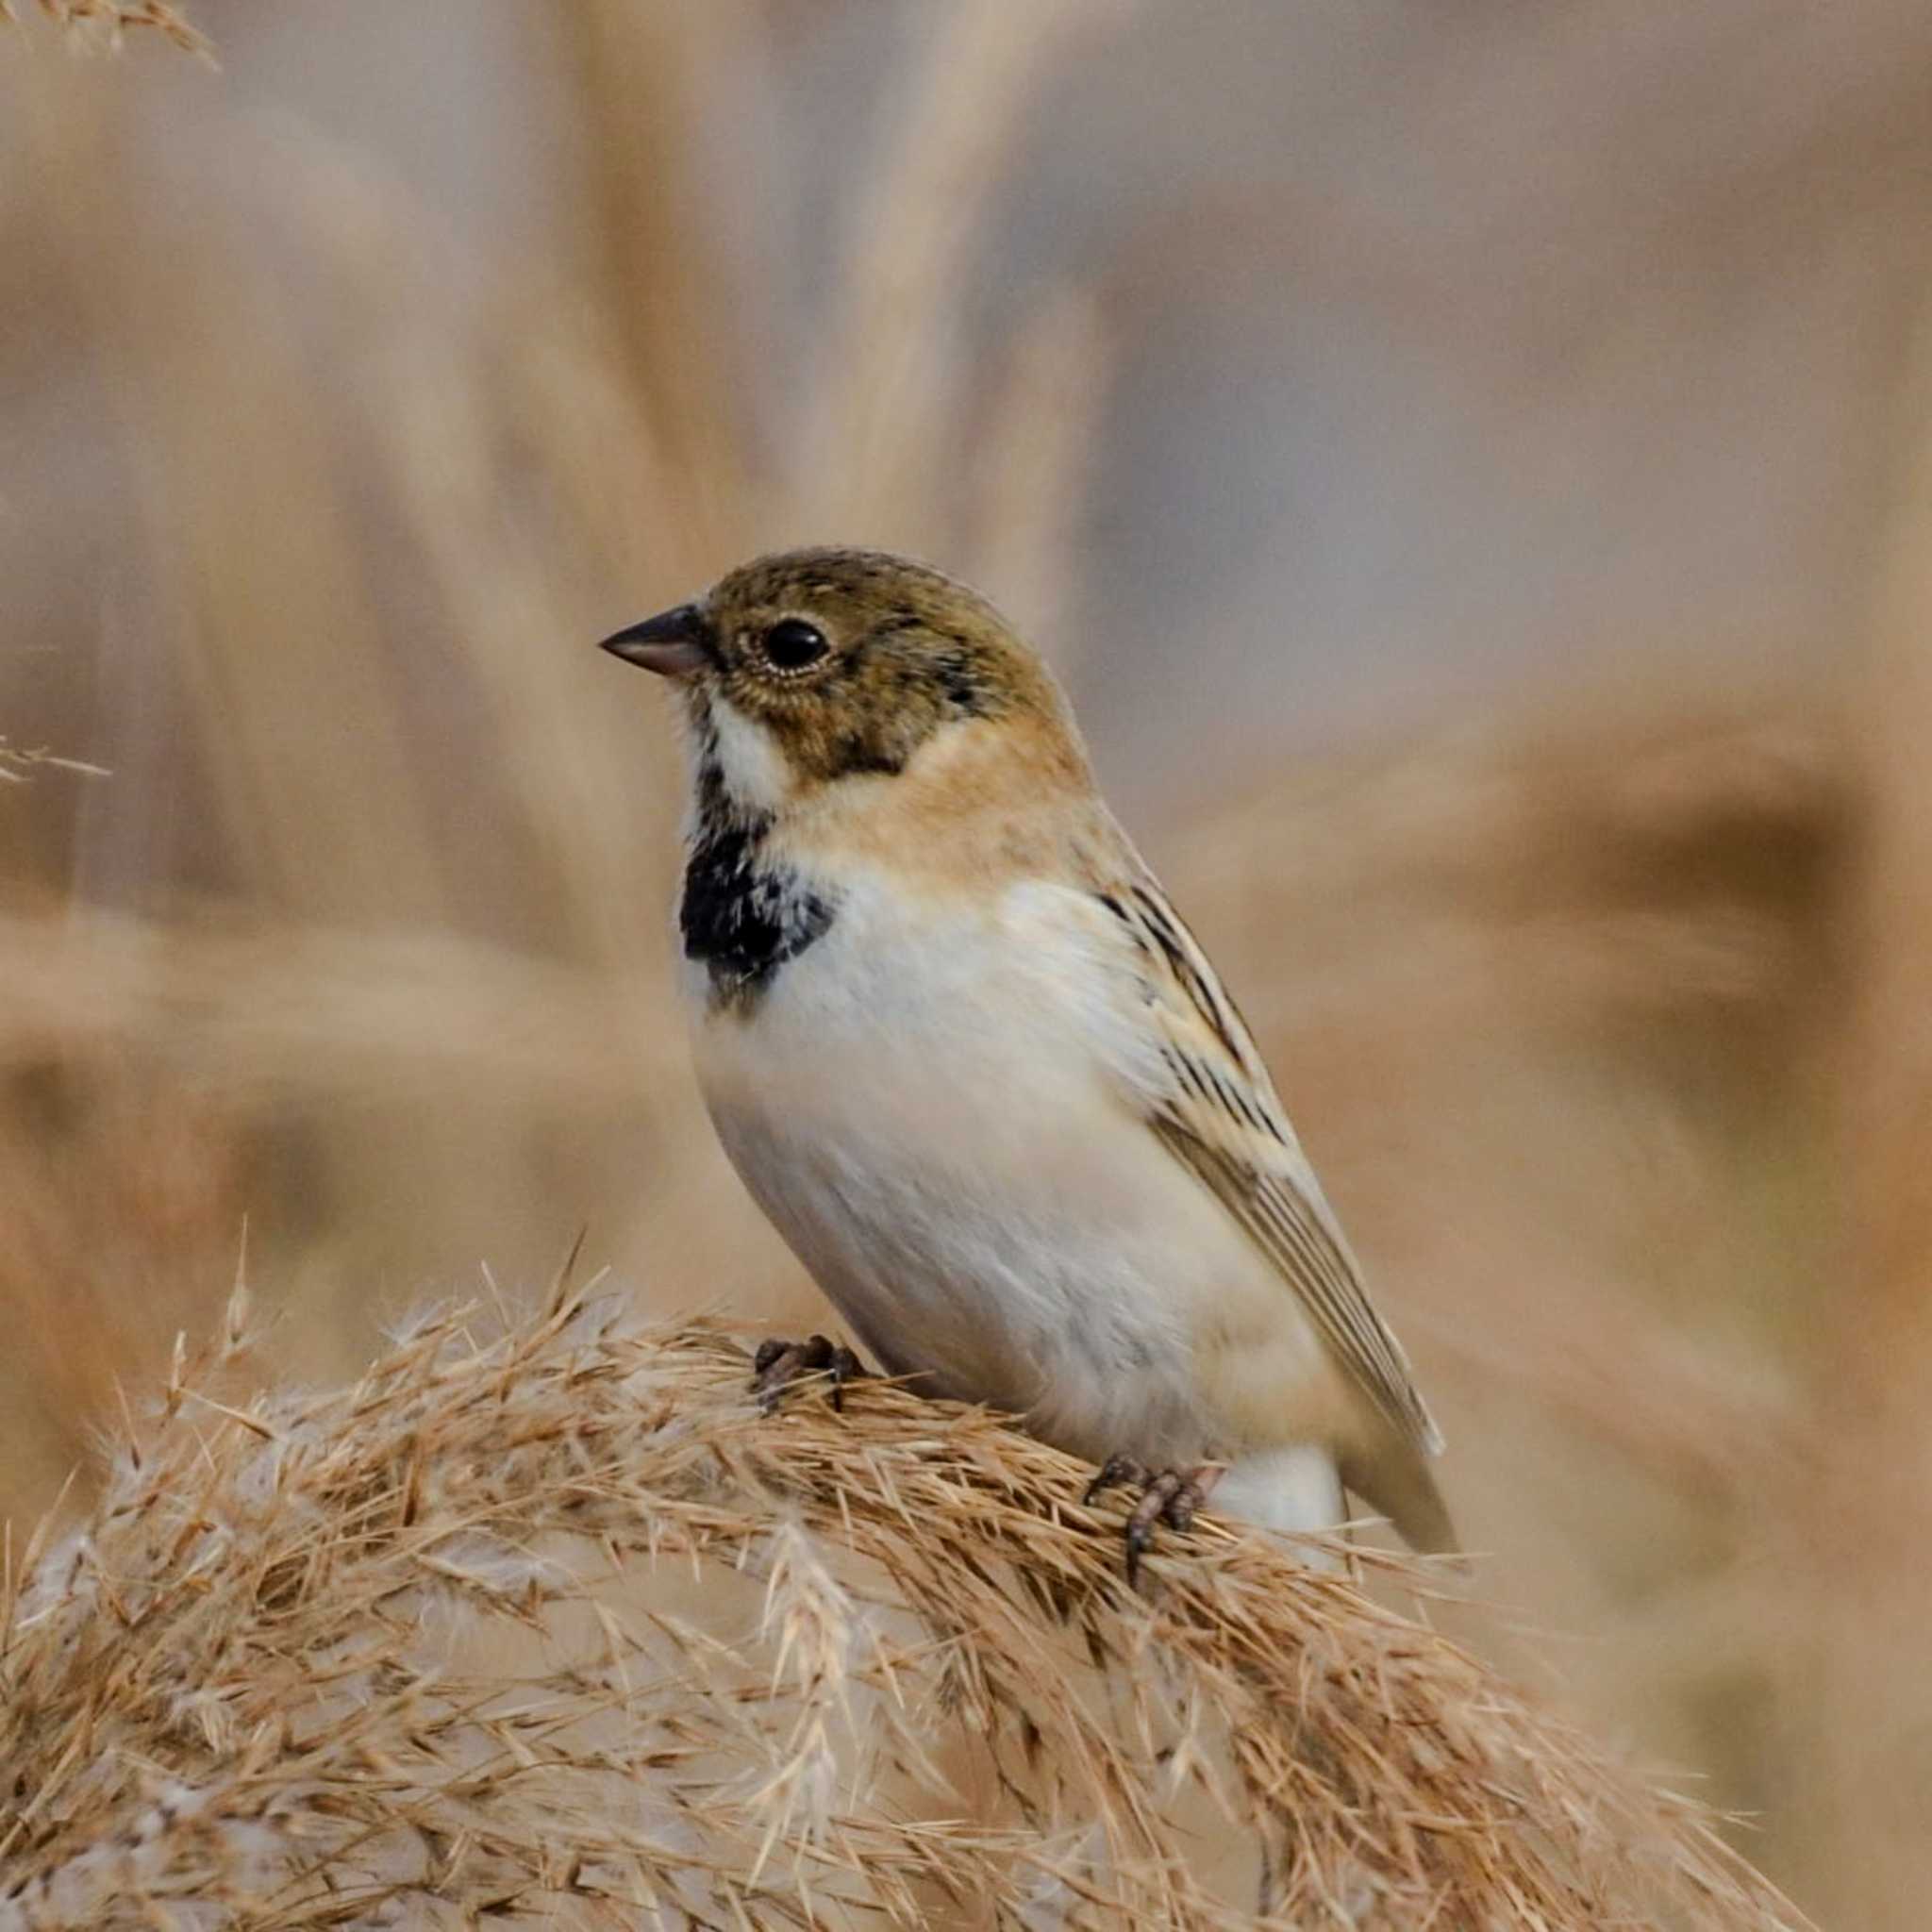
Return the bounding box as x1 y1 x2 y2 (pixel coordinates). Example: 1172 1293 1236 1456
5 0 207 57
0 1275 1807 1929
559 1 759 568
0 742 108 786
0 909 685 1108
0 1061 243 1509
967 288 1109 665
785 3 1114 547
1797 299 1932 1927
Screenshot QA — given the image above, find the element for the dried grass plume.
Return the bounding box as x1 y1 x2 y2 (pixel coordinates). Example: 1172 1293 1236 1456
3 1 208 58
0 1273 1807 1929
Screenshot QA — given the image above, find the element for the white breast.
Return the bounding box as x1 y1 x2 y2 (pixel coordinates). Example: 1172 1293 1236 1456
687 868 1325 1467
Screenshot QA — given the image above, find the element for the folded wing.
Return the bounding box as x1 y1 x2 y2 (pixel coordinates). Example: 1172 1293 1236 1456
1088 870 1444 1459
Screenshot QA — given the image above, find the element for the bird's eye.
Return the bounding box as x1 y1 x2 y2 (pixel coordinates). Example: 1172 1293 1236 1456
761 618 829 673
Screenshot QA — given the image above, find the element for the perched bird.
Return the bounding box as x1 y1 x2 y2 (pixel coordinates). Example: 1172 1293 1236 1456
602 548 1454 1573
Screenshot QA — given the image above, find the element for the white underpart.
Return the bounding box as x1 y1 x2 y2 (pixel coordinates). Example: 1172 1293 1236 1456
706 694 792 814
689 862 1348 1543
1215 1446 1346 1569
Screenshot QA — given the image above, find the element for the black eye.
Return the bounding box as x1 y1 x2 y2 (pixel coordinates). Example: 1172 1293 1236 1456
761 618 829 672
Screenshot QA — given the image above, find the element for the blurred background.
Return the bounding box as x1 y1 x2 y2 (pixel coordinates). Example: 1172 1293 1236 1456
6 3 1932 1922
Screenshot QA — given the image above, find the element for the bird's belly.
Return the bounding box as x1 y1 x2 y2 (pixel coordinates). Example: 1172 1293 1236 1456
690 900 1330 1465
711 1092 1228 1464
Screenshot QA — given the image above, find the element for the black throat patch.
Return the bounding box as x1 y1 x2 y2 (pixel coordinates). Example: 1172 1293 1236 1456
680 791 837 1013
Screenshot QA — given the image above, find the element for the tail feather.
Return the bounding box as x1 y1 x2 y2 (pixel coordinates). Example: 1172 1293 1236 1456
1342 1438 1459 1557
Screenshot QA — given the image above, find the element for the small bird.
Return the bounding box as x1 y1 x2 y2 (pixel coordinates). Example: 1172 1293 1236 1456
602 548 1454 1573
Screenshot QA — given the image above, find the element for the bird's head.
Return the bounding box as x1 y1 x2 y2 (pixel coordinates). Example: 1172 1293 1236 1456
601 547 1086 819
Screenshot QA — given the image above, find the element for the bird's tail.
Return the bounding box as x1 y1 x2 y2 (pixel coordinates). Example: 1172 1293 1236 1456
1343 1437 1460 1558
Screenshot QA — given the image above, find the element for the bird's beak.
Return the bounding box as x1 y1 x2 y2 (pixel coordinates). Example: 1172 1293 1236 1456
599 603 713 678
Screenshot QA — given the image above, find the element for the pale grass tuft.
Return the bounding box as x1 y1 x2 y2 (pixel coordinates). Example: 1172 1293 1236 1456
5 0 209 58
0 1284 1807 1928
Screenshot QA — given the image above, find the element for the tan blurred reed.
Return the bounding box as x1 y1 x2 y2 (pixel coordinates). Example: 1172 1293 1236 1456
3 5 1931 1925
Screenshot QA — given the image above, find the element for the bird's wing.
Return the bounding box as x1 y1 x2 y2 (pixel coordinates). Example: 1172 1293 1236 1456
1079 865 1443 1457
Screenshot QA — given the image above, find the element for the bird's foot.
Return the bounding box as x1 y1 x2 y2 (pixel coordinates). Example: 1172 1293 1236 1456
750 1333 865 1415
1083 1455 1224 1586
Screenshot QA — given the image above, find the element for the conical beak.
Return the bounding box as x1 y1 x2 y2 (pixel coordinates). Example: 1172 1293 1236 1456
599 603 713 678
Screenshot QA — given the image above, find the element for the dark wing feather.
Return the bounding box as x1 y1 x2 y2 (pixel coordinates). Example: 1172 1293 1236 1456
1094 870 1443 1456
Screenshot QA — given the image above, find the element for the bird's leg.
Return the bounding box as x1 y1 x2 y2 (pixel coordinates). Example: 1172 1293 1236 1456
1084 1457 1225 1585
750 1333 865 1414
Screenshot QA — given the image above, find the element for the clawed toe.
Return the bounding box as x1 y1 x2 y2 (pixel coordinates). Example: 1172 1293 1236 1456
1082 1452 1147 1507
1084 1456 1224 1586
749 1333 865 1414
